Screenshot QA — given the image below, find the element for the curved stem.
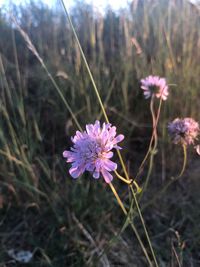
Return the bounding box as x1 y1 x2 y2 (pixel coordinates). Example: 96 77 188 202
177 144 187 178
116 149 131 181
138 97 158 195
137 148 155 204
109 183 153 267
136 97 162 180
114 170 132 184
115 171 142 193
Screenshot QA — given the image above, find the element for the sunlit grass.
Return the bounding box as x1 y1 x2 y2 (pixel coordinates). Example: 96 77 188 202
0 0 200 265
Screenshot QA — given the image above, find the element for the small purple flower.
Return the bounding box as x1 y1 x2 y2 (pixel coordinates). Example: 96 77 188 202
168 118 200 148
140 75 169 100
63 120 124 183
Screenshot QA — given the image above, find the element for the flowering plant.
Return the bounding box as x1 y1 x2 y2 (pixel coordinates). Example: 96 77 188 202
63 121 124 183
140 75 169 100
168 117 200 155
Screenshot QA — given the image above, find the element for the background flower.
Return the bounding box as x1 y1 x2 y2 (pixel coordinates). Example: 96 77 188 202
141 75 169 100
168 117 200 147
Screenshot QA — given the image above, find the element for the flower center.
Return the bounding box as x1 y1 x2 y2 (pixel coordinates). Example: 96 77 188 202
179 131 186 138
149 85 159 94
82 139 102 161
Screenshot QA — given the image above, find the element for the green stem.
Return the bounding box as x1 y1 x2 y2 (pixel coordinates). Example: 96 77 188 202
60 0 109 124
114 170 132 184
139 98 158 195
135 97 160 204
138 148 155 203
115 170 142 193
130 186 159 267
109 183 153 267
150 97 158 150
116 149 131 181
177 144 187 178
112 172 158 266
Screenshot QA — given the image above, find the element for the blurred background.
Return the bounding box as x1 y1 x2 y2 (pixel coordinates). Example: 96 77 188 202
0 0 200 266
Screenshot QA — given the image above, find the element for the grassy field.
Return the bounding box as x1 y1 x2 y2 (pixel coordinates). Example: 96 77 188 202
0 0 200 266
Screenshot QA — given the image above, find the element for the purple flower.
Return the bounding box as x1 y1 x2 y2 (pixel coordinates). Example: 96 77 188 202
140 75 169 100
168 118 200 147
63 120 124 183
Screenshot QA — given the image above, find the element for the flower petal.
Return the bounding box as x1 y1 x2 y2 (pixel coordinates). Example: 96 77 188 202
101 169 113 183
63 150 70 158
69 166 82 178
93 171 100 179
103 151 113 158
104 159 117 171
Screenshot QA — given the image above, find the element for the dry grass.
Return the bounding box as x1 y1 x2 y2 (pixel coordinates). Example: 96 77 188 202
0 0 200 266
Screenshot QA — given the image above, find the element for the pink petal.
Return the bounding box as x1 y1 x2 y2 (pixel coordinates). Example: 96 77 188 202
69 167 82 178
104 152 113 158
93 171 100 179
114 134 124 143
63 150 71 158
104 159 117 171
86 124 94 135
101 169 113 183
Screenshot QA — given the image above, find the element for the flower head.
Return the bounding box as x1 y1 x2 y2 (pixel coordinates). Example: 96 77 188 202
63 120 124 183
168 117 200 146
140 75 169 100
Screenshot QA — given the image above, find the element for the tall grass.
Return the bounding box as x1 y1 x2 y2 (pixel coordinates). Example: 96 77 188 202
0 0 200 265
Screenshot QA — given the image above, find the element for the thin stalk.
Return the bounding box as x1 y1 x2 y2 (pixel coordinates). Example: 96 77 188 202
137 97 159 199
177 144 187 178
114 170 132 184
109 183 153 267
60 0 109 124
115 171 142 193
150 97 158 149
116 149 131 181
136 97 162 180
11 26 22 94
96 197 134 265
129 186 159 267
137 148 155 204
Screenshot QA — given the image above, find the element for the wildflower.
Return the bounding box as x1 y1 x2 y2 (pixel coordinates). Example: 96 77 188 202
63 120 124 183
140 75 169 100
168 118 200 147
